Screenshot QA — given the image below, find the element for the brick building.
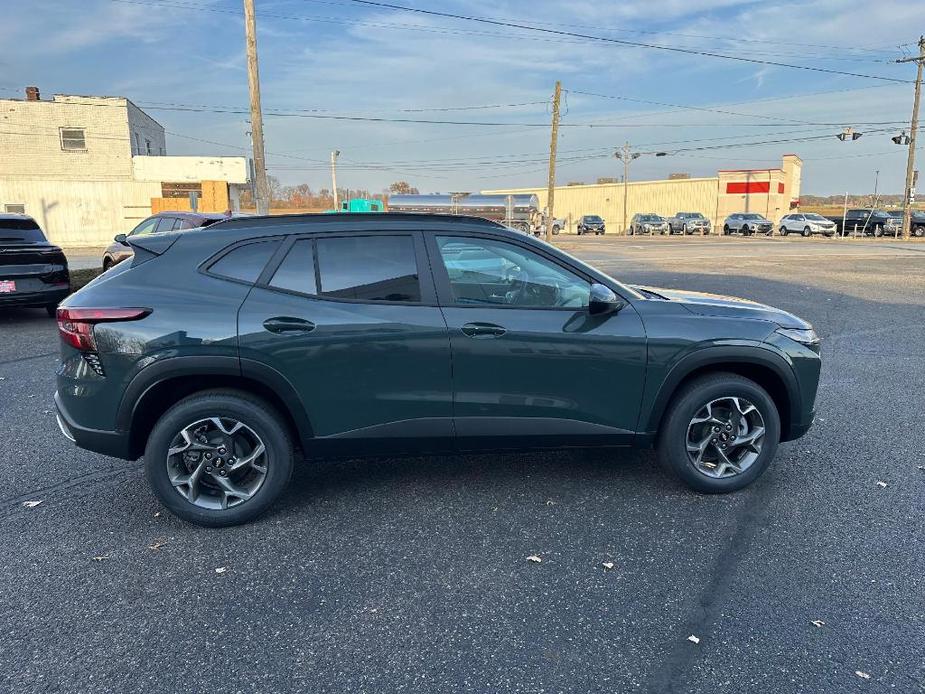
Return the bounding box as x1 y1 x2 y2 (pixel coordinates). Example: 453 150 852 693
0 87 247 246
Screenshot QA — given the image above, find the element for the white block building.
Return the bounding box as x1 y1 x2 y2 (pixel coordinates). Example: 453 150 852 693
0 87 247 246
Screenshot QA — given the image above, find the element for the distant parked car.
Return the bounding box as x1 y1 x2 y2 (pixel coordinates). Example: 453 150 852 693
667 212 711 235
723 213 773 236
828 209 900 237
0 213 69 317
884 210 925 237
628 214 669 235
576 215 606 235
102 212 229 270
778 213 836 237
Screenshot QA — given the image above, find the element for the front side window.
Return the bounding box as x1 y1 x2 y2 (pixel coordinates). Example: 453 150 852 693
154 217 176 232
60 128 86 151
436 236 589 309
129 218 158 237
316 235 420 302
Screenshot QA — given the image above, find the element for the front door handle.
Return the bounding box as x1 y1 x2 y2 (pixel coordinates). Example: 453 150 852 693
461 322 506 338
263 316 316 334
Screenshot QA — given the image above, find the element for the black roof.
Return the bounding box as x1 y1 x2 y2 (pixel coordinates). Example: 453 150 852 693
212 212 507 232
155 211 228 220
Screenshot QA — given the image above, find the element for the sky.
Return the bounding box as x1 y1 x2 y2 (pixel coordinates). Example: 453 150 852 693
1 0 924 196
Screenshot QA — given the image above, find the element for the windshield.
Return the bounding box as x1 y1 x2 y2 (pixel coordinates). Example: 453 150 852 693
639 215 663 222
803 214 829 221
0 218 47 244
742 214 765 220
584 215 603 222
685 213 705 219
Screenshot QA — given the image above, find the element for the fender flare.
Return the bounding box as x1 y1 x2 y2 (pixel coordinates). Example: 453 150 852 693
644 344 800 436
117 355 313 448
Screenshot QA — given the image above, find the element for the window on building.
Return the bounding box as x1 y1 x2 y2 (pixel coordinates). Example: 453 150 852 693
134 133 142 155
145 139 152 155
316 236 420 302
60 128 86 151
3 204 26 214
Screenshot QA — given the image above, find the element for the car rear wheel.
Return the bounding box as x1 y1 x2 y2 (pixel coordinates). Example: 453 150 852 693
913 225 925 238
102 258 113 272
723 225 730 235
656 373 780 493
780 226 788 236
144 390 294 527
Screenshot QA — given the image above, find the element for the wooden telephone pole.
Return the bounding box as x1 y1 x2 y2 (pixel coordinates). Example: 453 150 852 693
545 81 562 242
897 36 924 240
244 0 270 216
331 150 340 211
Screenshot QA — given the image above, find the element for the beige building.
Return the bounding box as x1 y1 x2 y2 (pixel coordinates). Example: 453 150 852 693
485 154 802 232
0 87 247 246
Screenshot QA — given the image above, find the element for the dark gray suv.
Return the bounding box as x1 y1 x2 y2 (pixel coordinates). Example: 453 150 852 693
56 213 821 526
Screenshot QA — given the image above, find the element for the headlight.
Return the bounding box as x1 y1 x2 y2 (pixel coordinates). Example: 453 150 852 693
776 327 820 346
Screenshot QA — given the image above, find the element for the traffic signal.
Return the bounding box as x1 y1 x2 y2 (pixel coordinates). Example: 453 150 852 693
892 132 911 145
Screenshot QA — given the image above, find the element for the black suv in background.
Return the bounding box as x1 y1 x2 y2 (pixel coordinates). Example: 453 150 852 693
576 215 606 235
0 213 69 316
56 213 821 526
101 211 229 270
829 209 900 237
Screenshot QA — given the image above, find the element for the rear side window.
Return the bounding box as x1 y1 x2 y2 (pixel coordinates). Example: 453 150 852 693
154 217 176 232
270 239 317 295
209 239 280 284
316 235 420 302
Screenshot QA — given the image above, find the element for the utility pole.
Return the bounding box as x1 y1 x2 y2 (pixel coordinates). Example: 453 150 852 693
897 36 924 240
331 150 341 211
244 0 270 216
545 81 562 242
615 142 640 234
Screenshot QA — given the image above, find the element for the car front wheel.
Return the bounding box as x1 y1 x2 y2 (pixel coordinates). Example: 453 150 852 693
144 390 294 527
802 226 812 237
656 373 780 493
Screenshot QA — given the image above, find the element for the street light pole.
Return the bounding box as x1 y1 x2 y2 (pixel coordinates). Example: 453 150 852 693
897 36 924 240
243 0 269 216
615 142 640 234
331 150 340 211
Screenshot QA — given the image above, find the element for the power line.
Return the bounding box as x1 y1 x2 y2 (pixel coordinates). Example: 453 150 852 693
338 0 913 83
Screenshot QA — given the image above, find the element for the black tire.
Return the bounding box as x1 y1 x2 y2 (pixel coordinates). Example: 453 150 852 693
913 225 925 238
741 225 751 236
628 228 635 236
552 225 560 235
802 226 811 237
45 304 58 318
873 224 883 238
723 225 730 235
144 389 294 527
780 227 788 236
656 372 781 494
102 258 113 272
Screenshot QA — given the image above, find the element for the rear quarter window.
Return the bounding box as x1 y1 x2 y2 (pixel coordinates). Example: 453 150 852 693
0 218 46 243
208 239 280 284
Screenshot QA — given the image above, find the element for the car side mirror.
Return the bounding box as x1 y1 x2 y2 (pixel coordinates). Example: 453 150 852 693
589 283 625 316
114 233 128 246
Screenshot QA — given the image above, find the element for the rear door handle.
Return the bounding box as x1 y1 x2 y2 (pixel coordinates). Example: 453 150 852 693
263 316 316 334
461 322 506 338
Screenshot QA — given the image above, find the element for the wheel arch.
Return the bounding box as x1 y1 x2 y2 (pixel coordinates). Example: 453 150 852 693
118 357 312 459
645 347 799 443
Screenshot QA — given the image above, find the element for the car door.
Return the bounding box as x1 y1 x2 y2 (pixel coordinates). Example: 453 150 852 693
425 232 647 448
237 231 453 452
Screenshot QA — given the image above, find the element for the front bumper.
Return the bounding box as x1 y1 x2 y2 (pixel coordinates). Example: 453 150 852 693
55 391 133 459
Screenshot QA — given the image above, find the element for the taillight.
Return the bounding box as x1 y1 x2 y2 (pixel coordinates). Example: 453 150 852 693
56 307 151 351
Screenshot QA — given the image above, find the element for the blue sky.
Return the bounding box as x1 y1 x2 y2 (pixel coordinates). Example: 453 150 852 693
2 0 924 195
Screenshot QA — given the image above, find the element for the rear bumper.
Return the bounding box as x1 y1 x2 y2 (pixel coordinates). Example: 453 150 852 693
0 286 69 308
54 391 133 459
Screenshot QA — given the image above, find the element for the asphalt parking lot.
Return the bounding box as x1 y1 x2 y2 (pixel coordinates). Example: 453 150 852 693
1 235 923 693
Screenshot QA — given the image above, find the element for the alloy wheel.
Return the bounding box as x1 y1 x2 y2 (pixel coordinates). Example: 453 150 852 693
686 396 765 478
166 416 268 510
